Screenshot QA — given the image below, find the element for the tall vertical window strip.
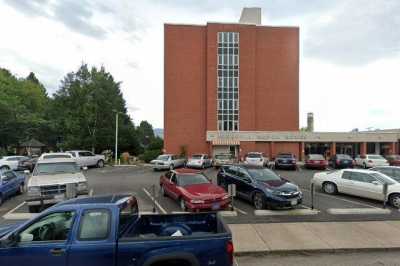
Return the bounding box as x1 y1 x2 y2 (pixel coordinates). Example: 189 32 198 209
217 32 239 131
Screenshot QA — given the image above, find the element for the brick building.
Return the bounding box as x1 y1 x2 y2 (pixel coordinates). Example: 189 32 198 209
164 8 399 160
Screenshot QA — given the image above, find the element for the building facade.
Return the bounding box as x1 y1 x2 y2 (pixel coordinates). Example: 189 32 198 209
164 12 399 160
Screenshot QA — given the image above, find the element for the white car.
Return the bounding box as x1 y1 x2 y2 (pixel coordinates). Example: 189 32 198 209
26 158 90 213
151 154 186 170
186 154 212 168
355 154 389 168
244 152 268 167
38 152 74 160
66 150 105 168
312 169 400 208
0 156 30 171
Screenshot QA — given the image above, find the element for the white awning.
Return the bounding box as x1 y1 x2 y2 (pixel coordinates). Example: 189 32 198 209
211 139 240 146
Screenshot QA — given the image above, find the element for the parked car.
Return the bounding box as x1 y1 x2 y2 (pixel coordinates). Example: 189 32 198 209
385 155 400 166
274 153 297 170
160 168 230 211
312 169 400 208
66 150 105 168
151 154 186 170
329 154 354 169
371 166 400 182
0 170 26 206
217 165 302 209
0 195 234 266
186 154 213 168
213 153 235 168
17 157 38 172
244 152 268 167
38 152 74 160
0 156 30 171
304 154 328 170
26 158 90 213
355 154 389 168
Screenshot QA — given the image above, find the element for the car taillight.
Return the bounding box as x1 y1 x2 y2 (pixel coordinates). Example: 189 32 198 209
226 240 234 265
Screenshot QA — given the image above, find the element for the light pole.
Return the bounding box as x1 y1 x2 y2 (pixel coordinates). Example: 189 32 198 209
113 110 123 165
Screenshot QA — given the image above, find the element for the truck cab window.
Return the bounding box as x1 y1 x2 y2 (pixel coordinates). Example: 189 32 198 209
78 209 110 240
19 211 75 243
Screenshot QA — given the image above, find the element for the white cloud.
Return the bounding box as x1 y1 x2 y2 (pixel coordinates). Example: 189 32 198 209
0 0 399 131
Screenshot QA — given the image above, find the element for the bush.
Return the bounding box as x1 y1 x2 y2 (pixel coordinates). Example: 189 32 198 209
139 149 162 163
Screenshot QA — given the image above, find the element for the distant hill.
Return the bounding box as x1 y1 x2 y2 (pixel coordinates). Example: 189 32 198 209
154 128 164 139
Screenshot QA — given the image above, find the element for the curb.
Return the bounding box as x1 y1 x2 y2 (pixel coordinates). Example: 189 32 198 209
234 247 400 256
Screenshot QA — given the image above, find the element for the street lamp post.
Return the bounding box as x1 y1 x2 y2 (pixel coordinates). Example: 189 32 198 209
113 110 123 165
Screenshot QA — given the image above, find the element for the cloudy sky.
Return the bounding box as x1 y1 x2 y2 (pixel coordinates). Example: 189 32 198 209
0 0 399 131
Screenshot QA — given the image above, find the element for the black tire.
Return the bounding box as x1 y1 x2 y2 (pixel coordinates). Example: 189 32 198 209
28 205 40 213
322 182 338 194
0 194 3 206
389 193 400 209
253 192 266 210
97 160 105 168
0 165 10 171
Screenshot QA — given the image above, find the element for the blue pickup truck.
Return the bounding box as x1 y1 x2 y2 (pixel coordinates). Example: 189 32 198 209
0 194 234 266
0 170 26 206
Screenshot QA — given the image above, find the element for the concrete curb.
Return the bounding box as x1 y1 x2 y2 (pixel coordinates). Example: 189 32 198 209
234 247 400 256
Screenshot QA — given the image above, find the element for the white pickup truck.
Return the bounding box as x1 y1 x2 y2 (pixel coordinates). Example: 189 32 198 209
26 158 90 213
66 150 105 168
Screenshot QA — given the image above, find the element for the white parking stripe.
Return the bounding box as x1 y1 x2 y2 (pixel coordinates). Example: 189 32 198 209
234 207 247 215
2 201 26 218
142 188 167 214
302 188 382 209
254 209 319 216
219 211 237 217
234 258 239 266
327 208 391 215
3 213 37 220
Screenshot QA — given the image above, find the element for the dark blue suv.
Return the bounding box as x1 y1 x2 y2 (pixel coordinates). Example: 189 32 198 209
217 165 302 209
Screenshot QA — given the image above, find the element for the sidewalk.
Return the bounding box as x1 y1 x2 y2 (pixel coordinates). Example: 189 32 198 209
230 221 400 255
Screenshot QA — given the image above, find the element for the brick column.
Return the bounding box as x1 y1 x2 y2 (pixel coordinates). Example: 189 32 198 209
330 142 336 158
270 142 275 159
299 142 305 161
360 142 367 156
389 142 396 155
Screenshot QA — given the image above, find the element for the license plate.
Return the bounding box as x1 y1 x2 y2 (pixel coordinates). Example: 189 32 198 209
211 203 220 210
290 199 297 206
55 194 65 200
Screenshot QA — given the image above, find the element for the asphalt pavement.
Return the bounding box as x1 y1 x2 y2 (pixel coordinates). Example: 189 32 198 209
1 165 400 225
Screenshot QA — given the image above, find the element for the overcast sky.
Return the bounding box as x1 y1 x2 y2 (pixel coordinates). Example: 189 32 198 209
0 0 399 131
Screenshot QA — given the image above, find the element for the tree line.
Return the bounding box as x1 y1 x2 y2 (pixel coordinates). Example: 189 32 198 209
0 64 162 160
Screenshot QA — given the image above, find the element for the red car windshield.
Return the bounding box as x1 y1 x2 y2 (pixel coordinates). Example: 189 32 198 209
178 174 210 187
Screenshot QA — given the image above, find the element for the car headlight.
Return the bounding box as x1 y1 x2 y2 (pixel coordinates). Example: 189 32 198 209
190 199 205 204
272 190 284 196
77 182 88 191
222 194 230 200
28 186 41 196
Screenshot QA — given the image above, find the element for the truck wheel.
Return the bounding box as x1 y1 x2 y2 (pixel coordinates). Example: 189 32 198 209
28 206 39 213
97 160 105 168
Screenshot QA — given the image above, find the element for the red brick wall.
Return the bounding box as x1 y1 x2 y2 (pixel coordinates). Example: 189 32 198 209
164 24 209 155
273 142 300 159
164 23 299 156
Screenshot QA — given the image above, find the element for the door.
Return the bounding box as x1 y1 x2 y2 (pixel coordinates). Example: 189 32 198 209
77 152 92 167
339 171 358 195
68 209 115 266
0 211 75 266
1 171 18 196
356 173 384 200
165 173 180 199
234 167 254 201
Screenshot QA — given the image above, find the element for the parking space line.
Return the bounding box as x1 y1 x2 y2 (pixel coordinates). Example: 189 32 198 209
234 258 239 266
233 206 247 215
219 211 237 217
142 188 167 214
254 209 319 216
327 208 391 215
302 188 382 209
2 201 26 218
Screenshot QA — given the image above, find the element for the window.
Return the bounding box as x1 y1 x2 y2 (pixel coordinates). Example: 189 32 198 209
19 211 75 243
224 166 237 175
3 171 16 181
217 32 239 131
79 209 110 240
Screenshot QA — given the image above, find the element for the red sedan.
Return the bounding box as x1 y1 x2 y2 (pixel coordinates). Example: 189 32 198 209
160 168 230 211
305 154 328 170
386 155 400 166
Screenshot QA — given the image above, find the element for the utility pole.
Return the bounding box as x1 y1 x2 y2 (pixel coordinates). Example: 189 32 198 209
115 112 119 165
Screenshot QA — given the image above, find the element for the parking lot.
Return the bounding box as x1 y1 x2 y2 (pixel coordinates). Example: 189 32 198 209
1 165 400 226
